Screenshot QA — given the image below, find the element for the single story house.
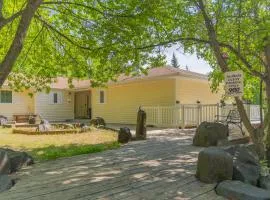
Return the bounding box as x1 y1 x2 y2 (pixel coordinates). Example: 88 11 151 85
0 66 223 124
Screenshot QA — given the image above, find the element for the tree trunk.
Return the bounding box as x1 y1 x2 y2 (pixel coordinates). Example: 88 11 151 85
0 0 43 86
235 97 265 159
264 82 270 148
197 0 265 158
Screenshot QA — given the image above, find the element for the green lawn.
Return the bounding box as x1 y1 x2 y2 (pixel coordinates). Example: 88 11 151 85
0 127 120 161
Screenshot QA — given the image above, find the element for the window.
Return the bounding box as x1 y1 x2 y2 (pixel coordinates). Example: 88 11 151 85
49 91 63 104
53 93 58 104
99 90 105 104
0 91 12 103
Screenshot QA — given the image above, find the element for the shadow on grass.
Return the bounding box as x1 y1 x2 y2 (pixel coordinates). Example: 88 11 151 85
29 142 120 162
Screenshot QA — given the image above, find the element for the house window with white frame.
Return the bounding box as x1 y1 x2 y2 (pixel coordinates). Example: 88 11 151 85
99 90 105 104
0 90 12 103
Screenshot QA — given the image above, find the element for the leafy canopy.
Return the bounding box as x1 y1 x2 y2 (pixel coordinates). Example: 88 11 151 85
0 0 171 90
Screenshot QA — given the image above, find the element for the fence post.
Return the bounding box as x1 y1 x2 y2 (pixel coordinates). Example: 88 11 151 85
181 105 185 129
216 103 220 122
197 104 201 126
157 106 162 126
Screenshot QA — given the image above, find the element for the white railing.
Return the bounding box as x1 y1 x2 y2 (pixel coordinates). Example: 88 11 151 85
142 104 262 128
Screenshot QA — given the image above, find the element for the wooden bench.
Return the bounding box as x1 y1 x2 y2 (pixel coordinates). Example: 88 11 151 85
216 109 245 136
13 114 36 123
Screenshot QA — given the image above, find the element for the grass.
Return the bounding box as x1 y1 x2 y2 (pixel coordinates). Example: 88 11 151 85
0 127 119 161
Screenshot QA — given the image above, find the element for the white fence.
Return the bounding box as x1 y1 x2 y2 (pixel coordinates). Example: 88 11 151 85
142 104 261 128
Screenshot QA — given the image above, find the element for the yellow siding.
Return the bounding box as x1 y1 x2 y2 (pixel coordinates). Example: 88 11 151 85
0 90 34 120
35 89 74 121
175 77 223 104
92 79 176 124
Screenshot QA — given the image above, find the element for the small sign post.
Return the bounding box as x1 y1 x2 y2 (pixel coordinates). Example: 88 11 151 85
225 71 244 97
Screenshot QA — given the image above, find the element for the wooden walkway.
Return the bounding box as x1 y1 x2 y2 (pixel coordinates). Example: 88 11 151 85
0 129 225 200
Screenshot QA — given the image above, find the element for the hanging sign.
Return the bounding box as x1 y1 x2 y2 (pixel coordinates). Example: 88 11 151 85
225 71 244 97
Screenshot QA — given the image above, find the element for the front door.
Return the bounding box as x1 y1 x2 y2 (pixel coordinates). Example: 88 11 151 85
75 91 91 118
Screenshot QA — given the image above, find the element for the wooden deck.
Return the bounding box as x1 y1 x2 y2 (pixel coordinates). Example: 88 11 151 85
0 129 225 200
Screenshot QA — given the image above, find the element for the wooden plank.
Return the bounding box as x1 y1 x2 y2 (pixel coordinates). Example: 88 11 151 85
11 144 199 191
0 129 224 200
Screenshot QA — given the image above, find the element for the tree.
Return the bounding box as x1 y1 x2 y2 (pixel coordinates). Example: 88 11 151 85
1 1 269 158
133 0 269 158
171 52 179 68
0 0 169 91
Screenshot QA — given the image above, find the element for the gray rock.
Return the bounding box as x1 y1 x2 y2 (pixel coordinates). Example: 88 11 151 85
37 119 51 132
118 127 132 143
90 117 106 127
193 122 228 147
0 175 13 193
5 149 34 173
0 150 10 174
196 147 233 183
0 149 34 174
28 116 36 125
0 115 8 126
225 145 260 186
216 180 270 200
259 176 270 190
81 125 91 133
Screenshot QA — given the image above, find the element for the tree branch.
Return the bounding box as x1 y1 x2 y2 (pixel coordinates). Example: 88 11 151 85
0 0 3 19
196 0 256 135
136 37 264 79
18 24 45 69
0 0 43 86
42 1 136 18
0 10 24 30
35 15 92 51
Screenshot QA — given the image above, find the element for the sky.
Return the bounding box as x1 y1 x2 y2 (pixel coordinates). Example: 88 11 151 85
164 46 212 74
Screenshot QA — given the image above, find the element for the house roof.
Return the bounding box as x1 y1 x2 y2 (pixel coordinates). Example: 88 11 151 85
116 66 208 83
2 66 208 90
51 66 208 90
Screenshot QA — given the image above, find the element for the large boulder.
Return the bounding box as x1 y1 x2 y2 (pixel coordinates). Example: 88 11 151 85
258 176 270 190
0 175 13 193
5 149 34 173
224 145 260 186
193 122 228 147
0 150 10 174
90 117 106 127
196 147 233 183
0 149 34 174
216 180 270 200
118 127 132 143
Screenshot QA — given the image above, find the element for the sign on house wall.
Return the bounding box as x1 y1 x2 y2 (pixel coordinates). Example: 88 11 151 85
225 71 244 97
